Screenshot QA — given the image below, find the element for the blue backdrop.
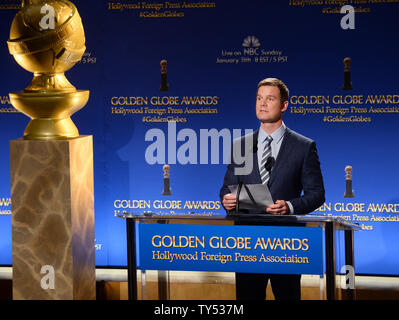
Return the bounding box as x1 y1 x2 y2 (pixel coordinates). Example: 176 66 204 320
1 0 398 275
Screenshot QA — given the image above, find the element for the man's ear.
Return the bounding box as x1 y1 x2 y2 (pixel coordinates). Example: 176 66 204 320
281 101 288 113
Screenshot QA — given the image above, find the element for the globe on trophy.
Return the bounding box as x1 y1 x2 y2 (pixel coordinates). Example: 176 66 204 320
7 0 89 140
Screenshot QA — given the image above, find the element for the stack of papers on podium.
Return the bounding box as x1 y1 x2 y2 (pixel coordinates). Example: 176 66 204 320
228 183 274 211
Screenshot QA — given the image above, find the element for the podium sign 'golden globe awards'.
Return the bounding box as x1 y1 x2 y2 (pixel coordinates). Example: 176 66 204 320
7 0 88 140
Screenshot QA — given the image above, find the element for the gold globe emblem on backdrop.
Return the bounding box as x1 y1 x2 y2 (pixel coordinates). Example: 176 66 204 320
7 0 88 140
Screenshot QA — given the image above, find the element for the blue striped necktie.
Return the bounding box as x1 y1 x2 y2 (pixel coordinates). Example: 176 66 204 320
260 136 273 184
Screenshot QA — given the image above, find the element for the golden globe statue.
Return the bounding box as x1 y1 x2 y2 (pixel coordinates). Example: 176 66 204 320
7 0 88 140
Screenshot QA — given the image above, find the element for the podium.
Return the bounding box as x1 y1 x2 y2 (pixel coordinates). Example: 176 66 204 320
118 213 361 300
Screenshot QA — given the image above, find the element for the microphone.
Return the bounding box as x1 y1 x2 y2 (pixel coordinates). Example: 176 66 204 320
252 135 258 153
234 133 258 213
235 134 257 213
265 156 275 172
235 180 243 213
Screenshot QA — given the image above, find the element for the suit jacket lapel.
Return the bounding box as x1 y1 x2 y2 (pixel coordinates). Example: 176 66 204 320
268 128 294 187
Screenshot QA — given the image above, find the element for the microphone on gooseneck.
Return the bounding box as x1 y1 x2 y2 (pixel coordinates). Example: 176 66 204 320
265 156 275 172
252 137 258 153
235 134 258 213
235 180 243 213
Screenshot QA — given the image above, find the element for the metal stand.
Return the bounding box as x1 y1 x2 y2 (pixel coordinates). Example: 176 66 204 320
126 218 137 300
122 214 359 301
325 221 336 300
345 229 355 300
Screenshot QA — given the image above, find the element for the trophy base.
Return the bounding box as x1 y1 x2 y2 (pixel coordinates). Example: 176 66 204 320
344 191 354 198
9 90 89 140
342 71 353 90
162 177 172 195
10 135 95 299
342 84 353 90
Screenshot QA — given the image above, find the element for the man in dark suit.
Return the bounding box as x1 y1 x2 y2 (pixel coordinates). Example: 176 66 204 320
219 78 325 300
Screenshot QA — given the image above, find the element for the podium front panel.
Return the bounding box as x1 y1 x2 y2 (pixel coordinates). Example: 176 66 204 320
137 223 324 275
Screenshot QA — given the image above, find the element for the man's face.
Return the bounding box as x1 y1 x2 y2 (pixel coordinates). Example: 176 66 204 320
256 85 288 123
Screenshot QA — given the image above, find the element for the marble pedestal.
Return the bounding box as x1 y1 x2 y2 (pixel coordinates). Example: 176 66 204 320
10 136 95 300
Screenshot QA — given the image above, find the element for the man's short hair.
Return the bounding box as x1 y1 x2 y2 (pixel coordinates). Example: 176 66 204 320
257 78 289 103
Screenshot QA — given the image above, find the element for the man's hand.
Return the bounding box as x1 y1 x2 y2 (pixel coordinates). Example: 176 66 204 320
266 200 290 215
222 193 237 211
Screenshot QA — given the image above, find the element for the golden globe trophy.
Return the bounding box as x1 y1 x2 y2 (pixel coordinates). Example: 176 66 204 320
344 165 355 198
162 164 172 195
8 1 95 300
160 59 170 92
342 57 353 91
8 0 88 139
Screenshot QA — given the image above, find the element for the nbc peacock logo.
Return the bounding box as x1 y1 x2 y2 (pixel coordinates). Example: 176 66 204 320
242 36 261 48
242 36 261 56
